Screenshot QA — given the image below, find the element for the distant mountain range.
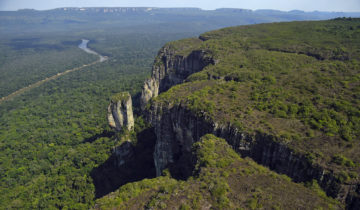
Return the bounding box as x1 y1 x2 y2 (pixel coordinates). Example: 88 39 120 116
1 7 359 36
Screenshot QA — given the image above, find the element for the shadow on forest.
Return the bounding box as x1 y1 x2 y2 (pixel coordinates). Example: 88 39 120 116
90 127 157 198
9 38 65 51
82 130 115 143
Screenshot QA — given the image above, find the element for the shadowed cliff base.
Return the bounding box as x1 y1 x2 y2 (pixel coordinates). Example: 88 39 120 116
91 127 157 198
167 151 196 180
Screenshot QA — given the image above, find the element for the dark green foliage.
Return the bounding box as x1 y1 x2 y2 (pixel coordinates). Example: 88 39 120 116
0 37 97 98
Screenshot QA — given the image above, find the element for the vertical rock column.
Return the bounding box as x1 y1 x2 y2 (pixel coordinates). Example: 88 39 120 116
107 92 134 132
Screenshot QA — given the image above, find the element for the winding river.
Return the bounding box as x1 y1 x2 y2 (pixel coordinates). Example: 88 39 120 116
0 39 108 104
78 39 107 62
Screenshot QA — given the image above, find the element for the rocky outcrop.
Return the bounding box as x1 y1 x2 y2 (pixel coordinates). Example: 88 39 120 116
108 92 134 131
146 102 360 207
140 44 216 110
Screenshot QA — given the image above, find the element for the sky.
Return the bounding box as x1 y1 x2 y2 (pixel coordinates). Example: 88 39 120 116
0 0 360 12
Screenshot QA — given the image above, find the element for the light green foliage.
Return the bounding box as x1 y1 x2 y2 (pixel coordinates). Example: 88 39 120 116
304 180 328 198
332 155 356 167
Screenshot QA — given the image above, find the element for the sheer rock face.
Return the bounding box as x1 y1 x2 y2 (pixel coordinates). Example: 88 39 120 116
108 92 134 131
146 102 359 206
140 45 216 110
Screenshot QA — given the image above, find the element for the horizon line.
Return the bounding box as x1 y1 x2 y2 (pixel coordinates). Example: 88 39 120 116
1 6 360 13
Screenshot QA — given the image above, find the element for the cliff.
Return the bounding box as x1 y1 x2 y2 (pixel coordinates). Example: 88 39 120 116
107 92 134 131
140 38 216 110
146 101 358 204
140 19 360 208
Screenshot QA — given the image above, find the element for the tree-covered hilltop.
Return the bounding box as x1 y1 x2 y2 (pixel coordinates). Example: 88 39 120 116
136 18 360 208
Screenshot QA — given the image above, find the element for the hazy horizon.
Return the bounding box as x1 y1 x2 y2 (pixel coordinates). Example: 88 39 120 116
1 0 360 12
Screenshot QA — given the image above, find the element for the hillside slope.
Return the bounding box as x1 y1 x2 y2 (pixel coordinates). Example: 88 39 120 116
96 135 341 209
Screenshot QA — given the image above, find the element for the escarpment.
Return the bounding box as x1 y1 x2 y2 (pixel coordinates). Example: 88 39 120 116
108 92 134 131
140 42 216 110
146 102 357 204
136 19 360 208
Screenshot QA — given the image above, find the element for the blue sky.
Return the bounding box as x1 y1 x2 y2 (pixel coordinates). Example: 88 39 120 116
1 0 360 12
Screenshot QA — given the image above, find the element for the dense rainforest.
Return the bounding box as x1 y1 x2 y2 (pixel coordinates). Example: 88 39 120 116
0 29 203 208
0 7 359 209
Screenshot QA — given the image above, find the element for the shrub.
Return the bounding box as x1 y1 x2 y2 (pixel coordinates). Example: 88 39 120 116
331 155 355 167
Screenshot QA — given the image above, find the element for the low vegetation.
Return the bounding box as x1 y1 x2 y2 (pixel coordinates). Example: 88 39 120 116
111 92 131 103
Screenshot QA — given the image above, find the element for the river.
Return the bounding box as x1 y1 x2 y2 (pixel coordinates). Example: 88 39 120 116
78 39 107 62
0 39 108 104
